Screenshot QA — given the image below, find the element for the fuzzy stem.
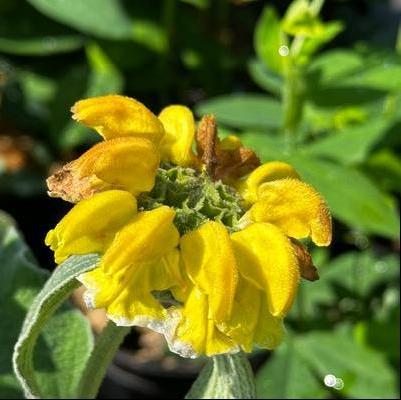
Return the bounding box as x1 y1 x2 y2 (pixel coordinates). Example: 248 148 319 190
186 352 256 399
77 321 130 399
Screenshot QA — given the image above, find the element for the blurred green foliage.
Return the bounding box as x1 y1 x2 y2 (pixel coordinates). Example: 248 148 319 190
0 0 399 399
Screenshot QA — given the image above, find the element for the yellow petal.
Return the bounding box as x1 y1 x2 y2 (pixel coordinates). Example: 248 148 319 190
80 258 175 325
170 286 237 357
45 190 137 263
223 278 284 352
180 221 238 324
101 205 179 275
80 244 182 326
47 137 160 202
231 222 300 317
158 105 197 167
237 161 300 205
169 252 192 303
253 295 284 349
77 137 159 195
105 256 182 325
71 95 165 145
250 178 332 246
80 266 163 326
221 278 261 353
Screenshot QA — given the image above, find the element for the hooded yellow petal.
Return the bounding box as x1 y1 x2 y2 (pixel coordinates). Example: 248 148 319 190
180 221 238 324
73 137 160 195
81 211 179 321
47 137 160 202
69 200 180 326
231 222 300 317
250 178 332 246
223 278 284 352
71 95 165 145
158 105 197 167
237 161 300 205
79 251 182 325
221 278 261 353
45 190 137 263
170 286 237 358
253 295 284 349
105 258 178 324
101 205 179 275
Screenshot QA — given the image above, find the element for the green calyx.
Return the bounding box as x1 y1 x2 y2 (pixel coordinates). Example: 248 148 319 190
138 163 245 235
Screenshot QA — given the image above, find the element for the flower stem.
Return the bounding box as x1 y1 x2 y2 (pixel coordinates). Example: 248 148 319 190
77 321 130 399
281 64 305 151
185 352 256 399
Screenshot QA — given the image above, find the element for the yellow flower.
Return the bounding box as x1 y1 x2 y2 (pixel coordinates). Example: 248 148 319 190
72 95 165 144
45 190 137 264
79 206 182 325
236 161 332 246
45 95 332 358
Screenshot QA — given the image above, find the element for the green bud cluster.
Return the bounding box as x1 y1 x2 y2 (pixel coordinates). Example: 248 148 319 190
138 163 245 235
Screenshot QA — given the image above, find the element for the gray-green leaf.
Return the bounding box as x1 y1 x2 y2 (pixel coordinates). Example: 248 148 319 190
12 250 100 398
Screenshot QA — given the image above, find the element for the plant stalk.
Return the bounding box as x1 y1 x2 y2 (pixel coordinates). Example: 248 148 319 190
281 64 305 150
77 321 130 399
185 351 256 399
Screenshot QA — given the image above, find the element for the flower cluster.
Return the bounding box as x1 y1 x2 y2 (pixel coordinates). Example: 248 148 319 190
45 95 331 358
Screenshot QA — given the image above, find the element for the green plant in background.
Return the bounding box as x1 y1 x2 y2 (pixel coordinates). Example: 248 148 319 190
0 0 400 399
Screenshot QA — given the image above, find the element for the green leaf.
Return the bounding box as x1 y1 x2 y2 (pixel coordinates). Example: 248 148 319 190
247 59 283 96
307 49 364 85
257 330 399 399
289 274 335 322
306 49 400 107
298 330 399 399
12 252 99 398
186 352 256 399
299 21 344 63
254 6 288 76
363 149 401 193
27 0 133 39
322 251 399 297
287 156 400 238
0 212 96 398
131 20 168 53
354 307 400 365
256 338 326 399
195 94 282 131
282 0 324 38
307 86 387 108
0 1 84 56
291 249 400 321
304 119 389 165
341 63 401 92
0 36 84 56
180 0 210 9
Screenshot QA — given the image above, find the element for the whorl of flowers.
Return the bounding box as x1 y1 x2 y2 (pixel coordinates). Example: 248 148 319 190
45 95 331 358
